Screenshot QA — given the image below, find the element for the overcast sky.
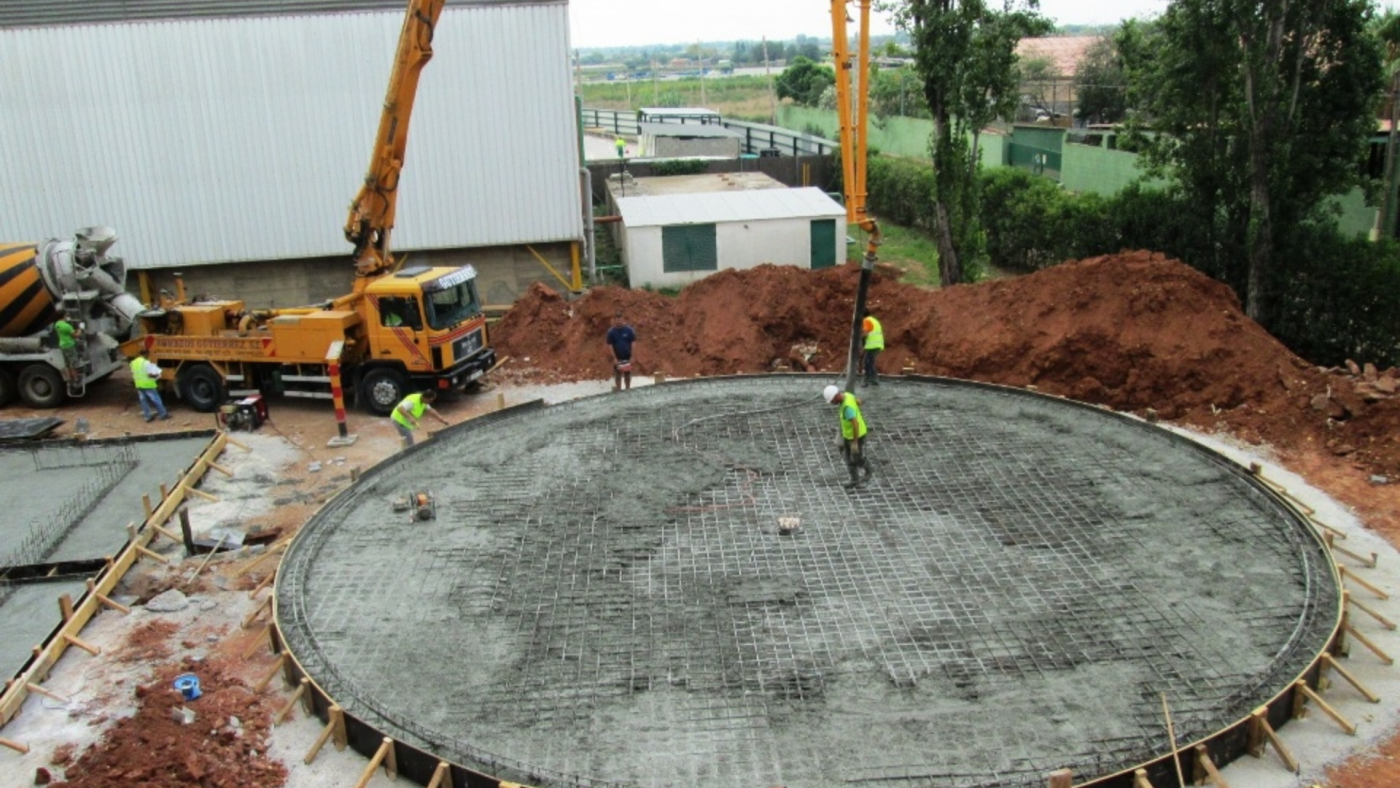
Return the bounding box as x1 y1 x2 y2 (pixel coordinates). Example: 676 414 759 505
569 0 1400 49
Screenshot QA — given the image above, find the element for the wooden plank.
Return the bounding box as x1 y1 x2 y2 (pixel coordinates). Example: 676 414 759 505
1294 680 1358 735
1323 653 1381 703
1345 623 1395 665
302 703 344 765
1047 769 1072 788
1248 708 1298 773
0 432 227 729
253 653 288 694
274 678 309 726
426 761 455 788
1133 769 1155 788
1193 745 1231 788
354 738 397 788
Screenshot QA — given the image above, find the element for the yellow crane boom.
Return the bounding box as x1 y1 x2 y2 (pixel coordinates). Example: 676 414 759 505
345 0 446 284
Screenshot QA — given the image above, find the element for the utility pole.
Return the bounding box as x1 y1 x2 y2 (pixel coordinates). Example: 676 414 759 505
763 37 777 125
699 41 707 107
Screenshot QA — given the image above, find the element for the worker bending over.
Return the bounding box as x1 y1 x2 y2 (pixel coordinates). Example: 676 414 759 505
392 389 449 449
824 384 873 488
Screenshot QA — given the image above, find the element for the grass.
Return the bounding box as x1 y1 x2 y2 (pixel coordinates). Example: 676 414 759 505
855 216 942 288
579 76 778 122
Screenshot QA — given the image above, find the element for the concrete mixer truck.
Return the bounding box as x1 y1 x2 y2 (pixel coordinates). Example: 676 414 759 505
0 227 145 408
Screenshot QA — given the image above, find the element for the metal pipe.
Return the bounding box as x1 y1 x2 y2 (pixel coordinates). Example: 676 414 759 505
580 167 596 283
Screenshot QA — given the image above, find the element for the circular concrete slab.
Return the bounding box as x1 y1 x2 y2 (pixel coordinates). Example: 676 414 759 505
278 376 1338 788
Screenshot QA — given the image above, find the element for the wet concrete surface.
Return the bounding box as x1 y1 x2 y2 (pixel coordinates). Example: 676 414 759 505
279 376 1337 788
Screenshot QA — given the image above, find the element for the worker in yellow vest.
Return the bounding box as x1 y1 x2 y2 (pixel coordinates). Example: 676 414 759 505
392 389 449 449
824 384 873 488
130 347 169 422
861 313 884 387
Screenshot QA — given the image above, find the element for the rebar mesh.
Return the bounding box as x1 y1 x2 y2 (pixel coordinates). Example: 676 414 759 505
279 376 1337 788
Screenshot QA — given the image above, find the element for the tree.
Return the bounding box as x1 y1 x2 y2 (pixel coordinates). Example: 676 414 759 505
1074 36 1127 124
1374 13 1400 239
1127 0 1382 322
775 56 836 107
896 0 1048 286
870 65 929 118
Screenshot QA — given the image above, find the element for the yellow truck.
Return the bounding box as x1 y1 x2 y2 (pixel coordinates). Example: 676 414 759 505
133 0 494 415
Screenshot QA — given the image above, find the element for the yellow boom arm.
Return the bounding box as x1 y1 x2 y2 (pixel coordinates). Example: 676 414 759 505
345 0 446 281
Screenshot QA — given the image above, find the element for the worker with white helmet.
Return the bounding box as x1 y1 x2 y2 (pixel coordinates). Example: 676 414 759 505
824 384 873 488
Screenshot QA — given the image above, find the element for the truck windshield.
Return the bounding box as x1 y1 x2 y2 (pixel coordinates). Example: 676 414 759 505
422 280 482 330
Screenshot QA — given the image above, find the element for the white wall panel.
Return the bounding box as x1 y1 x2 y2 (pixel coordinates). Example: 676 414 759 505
0 2 581 268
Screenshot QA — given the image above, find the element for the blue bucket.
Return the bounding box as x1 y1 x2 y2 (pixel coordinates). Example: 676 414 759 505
173 673 201 701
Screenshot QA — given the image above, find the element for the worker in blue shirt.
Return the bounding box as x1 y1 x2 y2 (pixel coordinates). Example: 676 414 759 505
605 312 637 392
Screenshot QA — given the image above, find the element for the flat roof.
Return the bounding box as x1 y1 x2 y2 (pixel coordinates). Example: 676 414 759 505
617 187 845 228
638 122 743 139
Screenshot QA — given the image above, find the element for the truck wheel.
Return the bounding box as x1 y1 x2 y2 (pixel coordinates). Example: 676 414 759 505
359 368 407 416
179 364 225 413
18 364 64 408
0 367 15 407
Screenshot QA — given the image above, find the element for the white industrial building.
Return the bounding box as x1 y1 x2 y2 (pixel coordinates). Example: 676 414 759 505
0 0 584 307
615 187 847 290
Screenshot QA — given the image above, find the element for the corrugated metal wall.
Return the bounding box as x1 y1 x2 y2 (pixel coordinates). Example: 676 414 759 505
0 2 582 269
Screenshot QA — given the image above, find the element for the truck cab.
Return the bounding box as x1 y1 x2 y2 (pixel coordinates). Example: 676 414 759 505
357 263 495 413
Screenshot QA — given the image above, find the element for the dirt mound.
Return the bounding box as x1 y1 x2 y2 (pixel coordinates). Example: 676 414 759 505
493 251 1400 475
52 658 286 788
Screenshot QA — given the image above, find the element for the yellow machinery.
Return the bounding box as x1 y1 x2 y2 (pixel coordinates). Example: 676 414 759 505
133 0 496 415
831 0 882 391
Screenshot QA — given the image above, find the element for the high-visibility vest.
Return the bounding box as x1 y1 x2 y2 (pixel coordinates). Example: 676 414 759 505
862 316 884 351
392 392 427 428
130 357 157 389
838 392 867 441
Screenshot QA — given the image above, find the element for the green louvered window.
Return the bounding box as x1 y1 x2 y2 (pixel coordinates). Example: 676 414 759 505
662 224 718 272
810 219 837 269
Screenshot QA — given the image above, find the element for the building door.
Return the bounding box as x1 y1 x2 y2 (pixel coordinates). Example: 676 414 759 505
810 219 837 269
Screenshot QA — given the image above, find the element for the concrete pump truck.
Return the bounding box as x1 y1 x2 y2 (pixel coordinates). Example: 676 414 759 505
132 0 495 415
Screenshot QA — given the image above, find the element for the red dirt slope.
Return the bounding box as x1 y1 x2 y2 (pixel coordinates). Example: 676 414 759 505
493 251 1400 477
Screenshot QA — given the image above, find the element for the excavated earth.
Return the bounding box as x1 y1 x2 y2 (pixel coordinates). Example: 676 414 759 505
495 250 1400 481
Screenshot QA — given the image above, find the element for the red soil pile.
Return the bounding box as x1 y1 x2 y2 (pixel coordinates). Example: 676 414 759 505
494 250 1400 476
52 658 286 788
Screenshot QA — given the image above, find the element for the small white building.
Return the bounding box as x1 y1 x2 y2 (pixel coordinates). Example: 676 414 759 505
638 122 744 158
616 188 847 289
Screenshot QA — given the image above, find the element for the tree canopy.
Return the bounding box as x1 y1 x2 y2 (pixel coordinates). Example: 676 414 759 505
1124 0 1383 322
775 56 836 107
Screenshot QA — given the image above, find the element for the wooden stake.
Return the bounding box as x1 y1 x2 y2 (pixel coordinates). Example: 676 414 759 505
181 483 218 503
62 633 100 656
353 737 398 788
1247 708 1298 773
253 653 288 693
242 594 273 629
1047 768 1072 788
159 482 169 500
250 569 277 599
1193 745 1231 788
302 703 346 765
142 494 153 519
1345 622 1395 665
274 677 309 726
1348 594 1398 630
84 579 130 615
57 593 74 622
185 533 228 586
0 737 28 754
1133 769 1155 788
206 460 233 477
1294 680 1357 735
134 544 170 564
1161 693 1186 788
426 761 455 788
1326 532 1378 567
1323 653 1381 702
223 432 252 452
1340 566 1389 600
150 524 181 543
233 539 288 578
25 682 69 704
242 623 271 660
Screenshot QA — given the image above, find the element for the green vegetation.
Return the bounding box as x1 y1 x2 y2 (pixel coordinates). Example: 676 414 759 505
863 218 942 287
578 76 776 122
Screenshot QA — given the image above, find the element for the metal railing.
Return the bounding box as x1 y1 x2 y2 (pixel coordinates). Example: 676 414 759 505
580 108 837 158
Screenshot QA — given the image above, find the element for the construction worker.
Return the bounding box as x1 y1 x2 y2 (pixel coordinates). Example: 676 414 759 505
615 136 626 158
52 315 81 384
861 313 883 386
606 311 637 392
824 384 872 488
130 347 169 422
392 389 449 449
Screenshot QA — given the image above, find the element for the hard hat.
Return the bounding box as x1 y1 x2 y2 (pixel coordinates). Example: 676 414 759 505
823 385 841 404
